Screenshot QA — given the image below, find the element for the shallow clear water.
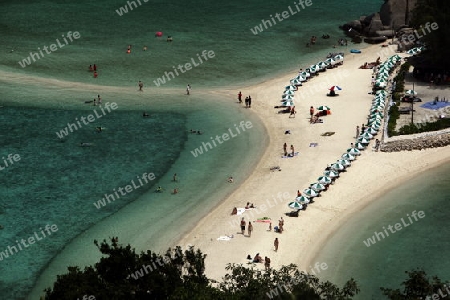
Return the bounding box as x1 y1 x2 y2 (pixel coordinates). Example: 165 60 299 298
313 163 450 299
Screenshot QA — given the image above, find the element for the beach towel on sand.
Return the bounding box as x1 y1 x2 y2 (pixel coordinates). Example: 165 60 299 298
309 143 318 147
236 208 246 215
282 152 299 158
255 217 272 223
217 235 233 241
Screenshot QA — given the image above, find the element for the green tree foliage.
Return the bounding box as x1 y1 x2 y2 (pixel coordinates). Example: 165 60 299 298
43 238 360 300
380 269 450 299
410 0 450 68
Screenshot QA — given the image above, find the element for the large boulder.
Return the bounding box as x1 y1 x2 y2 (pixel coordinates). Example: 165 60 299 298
380 0 418 30
364 13 384 36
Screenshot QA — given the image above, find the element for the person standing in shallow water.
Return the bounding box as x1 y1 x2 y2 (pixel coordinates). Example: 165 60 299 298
238 91 242 103
186 84 191 95
138 81 143 91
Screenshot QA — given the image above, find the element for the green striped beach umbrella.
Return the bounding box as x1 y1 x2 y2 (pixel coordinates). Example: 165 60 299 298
325 57 335 66
370 112 384 119
283 90 294 95
318 176 332 184
285 85 296 91
331 163 346 171
334 54 344 62
288 201 303 209
336 159 351 167
355 142 366 150
357 137 370 144
290 79 302 86
303 188 319 197
368 119 381 126
317 105 331 111
310 182 326 191
317 61 327 70
347 148 361 155
369 123 381 130
405 90 417 96
300 71 310 79
281 101 294 107
360 132 374 139
365 127 378 135
342 153 356 161
309 65 317 74
324 170 339 178
296 196 311 204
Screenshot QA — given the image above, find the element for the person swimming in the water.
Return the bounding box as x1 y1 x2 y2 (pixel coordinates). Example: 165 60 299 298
143 112 150 117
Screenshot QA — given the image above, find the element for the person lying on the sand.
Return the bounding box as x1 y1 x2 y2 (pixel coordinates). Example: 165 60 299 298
245 202 256 209
310 116 323 124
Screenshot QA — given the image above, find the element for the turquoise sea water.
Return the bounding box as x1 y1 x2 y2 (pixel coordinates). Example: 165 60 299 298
313 162 450 299
5 0 447 299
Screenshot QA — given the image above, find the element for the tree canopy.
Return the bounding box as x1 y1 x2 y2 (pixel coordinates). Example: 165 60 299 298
43 238 359 300
381 269 450 300
410 0 450 68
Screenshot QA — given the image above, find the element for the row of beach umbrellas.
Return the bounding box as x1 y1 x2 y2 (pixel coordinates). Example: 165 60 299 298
373 54 402 89
288 56 398 211
281 54 345 107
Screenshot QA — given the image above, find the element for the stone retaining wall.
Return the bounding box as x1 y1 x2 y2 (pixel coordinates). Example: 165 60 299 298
381 129 450 152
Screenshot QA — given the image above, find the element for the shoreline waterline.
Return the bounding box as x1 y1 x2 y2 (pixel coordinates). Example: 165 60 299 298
310 160 450 299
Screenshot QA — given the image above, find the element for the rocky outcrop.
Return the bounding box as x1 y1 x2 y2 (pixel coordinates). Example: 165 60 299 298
381 131 450 152
341 0 418 40
380 0 418 30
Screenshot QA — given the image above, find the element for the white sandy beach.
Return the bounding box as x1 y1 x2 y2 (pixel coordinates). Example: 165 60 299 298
176 44 450 282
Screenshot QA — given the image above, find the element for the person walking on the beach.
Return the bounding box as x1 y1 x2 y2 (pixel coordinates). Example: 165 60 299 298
245 96 249 107
290 145 294 156
289 106 296 118
240 217 246 234
238 91 242 103
248 221 253 237
138 81 143 91
355 125 360 138
274 238 279 252
265 256 271 270
248 95 252 108
268 222 272 231
297 190 301 197
283 143 287 156
186 84 191 95
310 106 314 117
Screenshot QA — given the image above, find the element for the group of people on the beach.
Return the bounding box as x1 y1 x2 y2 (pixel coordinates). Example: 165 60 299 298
283 143 295 157
237 91 252 108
